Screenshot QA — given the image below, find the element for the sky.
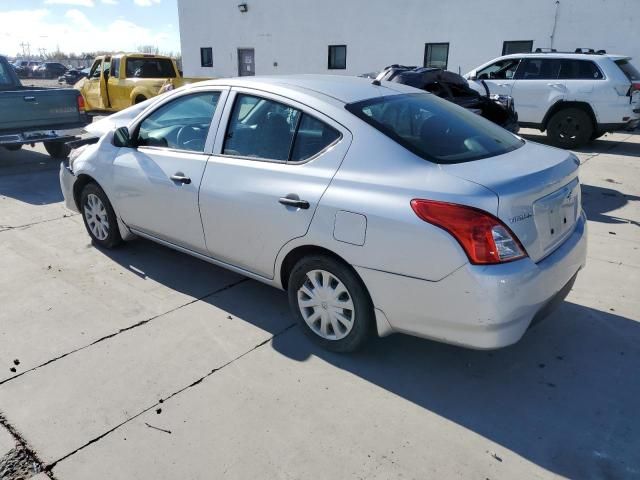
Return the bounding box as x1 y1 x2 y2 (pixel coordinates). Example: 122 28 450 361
0 0 181 57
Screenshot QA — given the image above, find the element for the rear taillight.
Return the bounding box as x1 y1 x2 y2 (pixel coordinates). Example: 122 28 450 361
77 94 85 114
632 82 640 94
411 199 527 265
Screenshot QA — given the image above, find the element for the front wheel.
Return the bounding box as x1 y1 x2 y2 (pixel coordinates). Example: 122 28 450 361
546 108 593 149
287 255 374 353
43 141 71 159
80 183 123 249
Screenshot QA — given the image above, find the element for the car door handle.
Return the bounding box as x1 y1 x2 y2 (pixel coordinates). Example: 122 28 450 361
170 173 191 184
279 196 310 209
547 83 565 88
23 96 36 102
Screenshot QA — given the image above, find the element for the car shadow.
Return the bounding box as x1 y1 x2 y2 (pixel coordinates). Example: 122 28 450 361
521 131 640 158
582 183 640 227
0 147 63 205
97 238 640 479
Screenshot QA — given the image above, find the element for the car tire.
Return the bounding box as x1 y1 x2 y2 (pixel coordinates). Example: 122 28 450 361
80 182 123 249
287 255 374 353
134 96 147 105
591 130 607 141
43 141 71 159
546 108 594 149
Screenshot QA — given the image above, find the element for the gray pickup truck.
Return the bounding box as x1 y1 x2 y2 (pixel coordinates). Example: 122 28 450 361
0 55 90 159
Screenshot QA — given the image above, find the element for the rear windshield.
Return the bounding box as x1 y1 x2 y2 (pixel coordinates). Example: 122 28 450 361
615 59 640 81
346 93 523 164
126 58 176 78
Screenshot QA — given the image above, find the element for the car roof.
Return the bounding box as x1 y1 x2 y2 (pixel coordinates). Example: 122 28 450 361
193 74 418 104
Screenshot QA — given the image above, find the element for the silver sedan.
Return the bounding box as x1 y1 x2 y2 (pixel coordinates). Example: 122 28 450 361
60 75 587 352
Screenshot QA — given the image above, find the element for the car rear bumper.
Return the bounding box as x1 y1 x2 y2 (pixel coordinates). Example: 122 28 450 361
356 210 587 349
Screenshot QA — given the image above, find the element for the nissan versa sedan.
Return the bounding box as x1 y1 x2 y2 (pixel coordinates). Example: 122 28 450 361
60 75 587 352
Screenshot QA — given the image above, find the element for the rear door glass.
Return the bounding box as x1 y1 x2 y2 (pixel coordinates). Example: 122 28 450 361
290 114 341 162
558 60 603 79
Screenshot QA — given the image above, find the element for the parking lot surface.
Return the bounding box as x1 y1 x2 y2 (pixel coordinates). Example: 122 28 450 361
0 130 639 479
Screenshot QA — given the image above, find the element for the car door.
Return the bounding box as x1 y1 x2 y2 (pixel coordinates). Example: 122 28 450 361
110 88 228 253
83 59 104 111
199 89 351 279
511 58 563 124
471 58 521 96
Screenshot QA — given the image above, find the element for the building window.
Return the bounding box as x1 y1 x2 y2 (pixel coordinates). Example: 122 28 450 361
328 45 347 70
424 43 449 69
200 47 213 68
502 40 533 56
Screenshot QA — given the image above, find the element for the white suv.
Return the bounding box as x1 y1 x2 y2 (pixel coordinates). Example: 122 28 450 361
466 51 640 148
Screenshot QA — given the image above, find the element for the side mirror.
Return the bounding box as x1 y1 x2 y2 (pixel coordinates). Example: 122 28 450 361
113 126 134 148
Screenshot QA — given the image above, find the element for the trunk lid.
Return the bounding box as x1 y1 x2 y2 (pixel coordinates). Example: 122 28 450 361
442 141 581 263
0 87 83 133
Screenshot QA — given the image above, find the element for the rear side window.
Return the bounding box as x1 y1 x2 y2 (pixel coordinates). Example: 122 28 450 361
615 59 640 81
516 59 561 80
137 92 220 152
224 94 340 162
111 58 120 78
126 58 176 78
224 94 301 161
291 114 341 162
346 93 523 164
559 60 603 79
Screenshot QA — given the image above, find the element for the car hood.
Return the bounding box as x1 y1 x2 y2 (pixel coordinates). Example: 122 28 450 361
85 97 156 136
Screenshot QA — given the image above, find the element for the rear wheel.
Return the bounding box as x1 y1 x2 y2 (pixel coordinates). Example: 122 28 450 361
134 95 147 105
287 255 374 353
43 141 71 159
80 182 122 249
546 108 593 149
591 130 607 141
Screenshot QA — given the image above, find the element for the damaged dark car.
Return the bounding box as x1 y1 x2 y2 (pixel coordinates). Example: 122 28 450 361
376 65 519 133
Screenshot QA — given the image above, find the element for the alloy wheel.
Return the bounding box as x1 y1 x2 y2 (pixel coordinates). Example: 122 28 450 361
84 193 110 241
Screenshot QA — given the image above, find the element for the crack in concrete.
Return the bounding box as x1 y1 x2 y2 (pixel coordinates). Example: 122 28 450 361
47 322 297 471
0 278 249 387
0 214 79 234
0 413 53 480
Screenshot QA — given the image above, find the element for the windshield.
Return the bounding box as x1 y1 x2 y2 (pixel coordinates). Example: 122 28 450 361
346 93 523 164
615 59 640 81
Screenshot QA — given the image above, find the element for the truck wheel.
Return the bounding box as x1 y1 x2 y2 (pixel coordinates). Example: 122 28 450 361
546 108 593 149
134 96 147 105
44 141 71 159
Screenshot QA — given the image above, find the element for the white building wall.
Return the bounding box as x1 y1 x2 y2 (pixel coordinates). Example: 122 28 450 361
178 0 639 78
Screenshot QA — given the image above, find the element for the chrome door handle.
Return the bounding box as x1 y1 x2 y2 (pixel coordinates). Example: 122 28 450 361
23 96 36 102
279 196 310 209
170 173 191 184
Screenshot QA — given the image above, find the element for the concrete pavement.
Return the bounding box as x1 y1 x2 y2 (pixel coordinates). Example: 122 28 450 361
0 132 639 479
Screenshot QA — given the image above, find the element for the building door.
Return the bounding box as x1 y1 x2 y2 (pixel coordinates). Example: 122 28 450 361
237 49 255 76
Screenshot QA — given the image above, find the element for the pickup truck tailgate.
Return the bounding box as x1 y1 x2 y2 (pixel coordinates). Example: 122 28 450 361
0 88 83 133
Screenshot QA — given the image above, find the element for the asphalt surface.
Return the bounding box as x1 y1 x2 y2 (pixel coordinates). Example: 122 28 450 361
0 130 639 479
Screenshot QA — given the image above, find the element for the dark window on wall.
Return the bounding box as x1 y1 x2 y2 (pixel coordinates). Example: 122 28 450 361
502 40 533 55
424 43 449 69
328 45 347 70
200 47 213 67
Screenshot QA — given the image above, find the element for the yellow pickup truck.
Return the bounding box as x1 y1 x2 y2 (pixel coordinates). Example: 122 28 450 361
76 53 208 113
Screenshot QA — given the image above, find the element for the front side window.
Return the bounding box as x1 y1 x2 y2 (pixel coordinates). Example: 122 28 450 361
200 47 213 68
424 43 449 69
346 93 523 164
515 58 561 80
126 58 176 78
136 92 220 152
477 58 521 80
328 45 347 70
224 94 300 161
502 40 533 56
89 60 102 79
